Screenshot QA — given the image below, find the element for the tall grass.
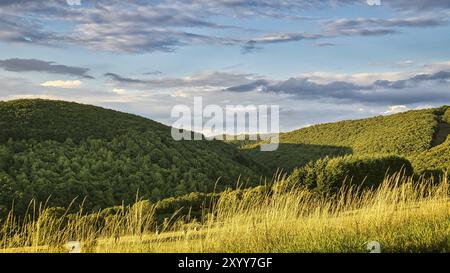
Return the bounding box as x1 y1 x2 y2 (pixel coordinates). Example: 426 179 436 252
1 173 449 253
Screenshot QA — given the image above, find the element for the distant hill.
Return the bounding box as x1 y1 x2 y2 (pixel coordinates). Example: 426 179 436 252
0 99 266 216
243 106 449 172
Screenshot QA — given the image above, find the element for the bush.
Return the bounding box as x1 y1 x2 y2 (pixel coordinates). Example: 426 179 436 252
288 155 414 194
154 192 217 223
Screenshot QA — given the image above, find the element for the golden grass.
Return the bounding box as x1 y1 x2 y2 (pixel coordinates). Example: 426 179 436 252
1 173 449 253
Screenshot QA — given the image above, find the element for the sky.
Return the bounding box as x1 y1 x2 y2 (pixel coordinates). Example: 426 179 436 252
0 0 450 133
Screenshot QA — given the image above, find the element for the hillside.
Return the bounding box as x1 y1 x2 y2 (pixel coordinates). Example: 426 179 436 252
0 99 266 216
244 107 448 172
411 107 450 174
411 137 450 174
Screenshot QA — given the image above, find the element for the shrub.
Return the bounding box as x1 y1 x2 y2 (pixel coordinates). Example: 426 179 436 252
288 155 414 194
154 192 217 223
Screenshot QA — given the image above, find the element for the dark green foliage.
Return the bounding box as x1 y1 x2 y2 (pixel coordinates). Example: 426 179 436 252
0 146 11 171
245 143 352 172
429 106 450 147
153 185 271 224
154 192 216 223
288 155 413 194
0 99 264 218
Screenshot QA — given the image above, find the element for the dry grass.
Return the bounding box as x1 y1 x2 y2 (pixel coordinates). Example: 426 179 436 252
1 173 449 253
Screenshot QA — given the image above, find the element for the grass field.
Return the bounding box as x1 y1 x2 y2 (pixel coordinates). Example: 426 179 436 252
1 173 449 253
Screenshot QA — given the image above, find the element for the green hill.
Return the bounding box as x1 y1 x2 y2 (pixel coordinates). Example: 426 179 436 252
244 107 448 172
0 99 265 216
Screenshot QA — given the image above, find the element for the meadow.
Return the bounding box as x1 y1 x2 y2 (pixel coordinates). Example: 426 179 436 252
1 172 448 253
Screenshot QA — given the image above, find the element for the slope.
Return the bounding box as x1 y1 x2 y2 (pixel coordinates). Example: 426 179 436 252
243 107 442 172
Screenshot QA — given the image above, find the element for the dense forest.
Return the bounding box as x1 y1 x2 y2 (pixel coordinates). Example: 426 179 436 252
0 100 265 217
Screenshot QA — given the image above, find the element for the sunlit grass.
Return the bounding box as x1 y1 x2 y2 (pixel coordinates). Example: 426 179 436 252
1 173 449 253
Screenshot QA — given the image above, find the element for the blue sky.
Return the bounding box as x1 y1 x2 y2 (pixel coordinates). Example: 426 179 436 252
1 0 450 132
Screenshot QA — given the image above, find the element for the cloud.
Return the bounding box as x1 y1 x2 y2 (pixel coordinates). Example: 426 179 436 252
0 1 240 53
0 58 94 79
105 67 450 107
105 71 258 89
383 105 410 115
374 71 450 89
104 73 145 84
242 15 447 53
71 24 232 53
322 17 446 30
311 42 337 47
226 80 272 92
143 71 163 76
320 16 447 39
112 88 127 95
388 0 450 10
0 1 448 54
334 28 398 36
41 80 82 89
394 60 416 67
0 15 61 45
225 70 450 105
243 32 323 53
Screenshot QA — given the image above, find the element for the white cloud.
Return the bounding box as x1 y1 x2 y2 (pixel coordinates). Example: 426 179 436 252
41 80 82 89
383 105 410 115
171 91 189 98
112 88 127 94
299 60 450 85
395 60 416 67
299 71 415 85
4 94 62 101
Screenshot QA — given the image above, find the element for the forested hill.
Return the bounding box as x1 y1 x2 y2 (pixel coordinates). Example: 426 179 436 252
0 99 168 143
0 99 265 216
244 106 450 172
